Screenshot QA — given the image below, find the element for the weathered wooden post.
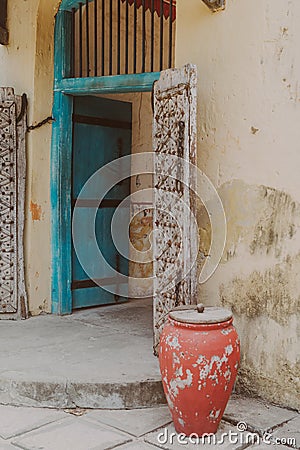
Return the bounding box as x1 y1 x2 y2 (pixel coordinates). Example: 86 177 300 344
0 88 28 319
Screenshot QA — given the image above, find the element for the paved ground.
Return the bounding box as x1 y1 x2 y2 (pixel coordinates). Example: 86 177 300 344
0 299 165 409
0 300 299 448
0 395 298 449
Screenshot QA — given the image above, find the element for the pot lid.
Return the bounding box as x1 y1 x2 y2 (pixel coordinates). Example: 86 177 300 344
169 304 233 324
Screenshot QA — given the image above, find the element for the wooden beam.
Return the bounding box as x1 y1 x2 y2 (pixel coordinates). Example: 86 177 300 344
55 72 160 94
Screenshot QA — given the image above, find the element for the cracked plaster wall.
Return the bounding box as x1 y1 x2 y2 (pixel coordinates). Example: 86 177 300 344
176 0 300 409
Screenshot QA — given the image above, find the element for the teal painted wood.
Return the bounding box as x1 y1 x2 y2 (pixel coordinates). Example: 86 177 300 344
60 0 93 11
73 287 126 309
51 2 158 314
54 10 73 83
51 9 74 315
72 96 132 309
55 72 160 95
51 91 73 314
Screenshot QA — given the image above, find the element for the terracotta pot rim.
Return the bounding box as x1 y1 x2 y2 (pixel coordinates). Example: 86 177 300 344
168 316 234 330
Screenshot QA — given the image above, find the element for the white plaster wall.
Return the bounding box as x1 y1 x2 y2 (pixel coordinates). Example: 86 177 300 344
176 0 300 198
176 0 300 409
0 0 56 315
28 0 61 314
1 0 62 315
0 1 36 100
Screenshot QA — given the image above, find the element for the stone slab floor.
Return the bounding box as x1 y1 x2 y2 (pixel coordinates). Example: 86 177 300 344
0 395 298 449
0 299 299 448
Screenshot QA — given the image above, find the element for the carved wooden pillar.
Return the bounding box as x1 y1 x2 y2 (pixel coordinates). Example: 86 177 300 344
0 88 28 319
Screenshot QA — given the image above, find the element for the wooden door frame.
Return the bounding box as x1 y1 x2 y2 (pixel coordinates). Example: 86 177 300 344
51 7 160 314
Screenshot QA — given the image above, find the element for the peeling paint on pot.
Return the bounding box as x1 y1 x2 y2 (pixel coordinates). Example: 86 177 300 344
159 309 240 436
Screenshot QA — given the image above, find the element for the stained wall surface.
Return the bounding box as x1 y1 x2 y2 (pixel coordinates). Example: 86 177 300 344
0 0 60 315
176 0 300 409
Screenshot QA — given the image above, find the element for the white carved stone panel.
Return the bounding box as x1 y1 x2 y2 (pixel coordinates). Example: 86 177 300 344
0 88 28 319
153 64 198 354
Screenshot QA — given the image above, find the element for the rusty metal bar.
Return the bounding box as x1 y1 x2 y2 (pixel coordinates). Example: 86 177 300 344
109 0 113 75
94 0 98 76
125 0 129 74
71 8 76 77
169 0 173 68
85 0 90 76
159 0 164 71
117 0 121 74
101 0 105 75
142 0 146 73
79 2 83 77
133 0 137 73
151 0 155 72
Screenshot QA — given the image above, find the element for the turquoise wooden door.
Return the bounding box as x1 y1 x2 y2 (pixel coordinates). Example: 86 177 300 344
72 96 132 309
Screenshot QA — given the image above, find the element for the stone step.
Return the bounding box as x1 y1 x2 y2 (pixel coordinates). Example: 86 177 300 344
0 299 166 409
0 378 166 409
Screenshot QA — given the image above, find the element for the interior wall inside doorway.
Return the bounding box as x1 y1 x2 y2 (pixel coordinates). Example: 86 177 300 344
99 91 154 298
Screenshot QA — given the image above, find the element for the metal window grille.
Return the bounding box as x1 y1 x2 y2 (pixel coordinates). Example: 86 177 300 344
71 0 176 78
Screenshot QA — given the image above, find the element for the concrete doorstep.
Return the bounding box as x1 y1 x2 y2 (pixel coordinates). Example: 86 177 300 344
0 299 165 409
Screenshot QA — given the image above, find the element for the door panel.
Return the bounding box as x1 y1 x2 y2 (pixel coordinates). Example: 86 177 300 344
72 96 132 309
153 64 198 354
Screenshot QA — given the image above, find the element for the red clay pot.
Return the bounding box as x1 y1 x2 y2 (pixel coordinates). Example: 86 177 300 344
159 305 240 436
